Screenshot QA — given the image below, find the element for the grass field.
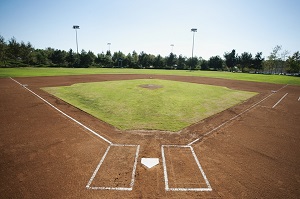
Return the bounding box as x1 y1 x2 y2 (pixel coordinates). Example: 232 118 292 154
1 67 300 85
43 79 257 131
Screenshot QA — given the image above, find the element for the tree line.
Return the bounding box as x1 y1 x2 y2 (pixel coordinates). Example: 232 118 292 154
0 35 299 74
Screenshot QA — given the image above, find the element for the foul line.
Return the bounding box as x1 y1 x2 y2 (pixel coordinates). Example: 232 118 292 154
10 77 112 145
188 92 274 146
187 84 288 146
161 145 212 192
10 78 141 191
272 93 288 108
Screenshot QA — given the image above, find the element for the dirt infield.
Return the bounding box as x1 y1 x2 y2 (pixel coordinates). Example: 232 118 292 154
1 74 299 198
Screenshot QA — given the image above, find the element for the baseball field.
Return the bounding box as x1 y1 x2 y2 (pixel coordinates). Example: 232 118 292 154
0 68 299 198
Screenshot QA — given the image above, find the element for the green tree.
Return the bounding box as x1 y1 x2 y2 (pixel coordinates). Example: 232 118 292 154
268 45 281 74
239 52 252 72
166 53 177 69
7 37 20 61
252 52 264 73
286 51 300 73
0 35 7 66
208 56 223 70
80 50 95 68
177 55 186 70
224 49 237 71
186 57 199 70
66 49 76 67
200 59 209 70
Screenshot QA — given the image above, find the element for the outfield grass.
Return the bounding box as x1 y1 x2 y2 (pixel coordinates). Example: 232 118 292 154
1 67 300 85
43 79 257 131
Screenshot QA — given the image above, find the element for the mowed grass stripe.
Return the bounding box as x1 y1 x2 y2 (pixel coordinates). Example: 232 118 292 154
43 79 257 131
1 67 300 85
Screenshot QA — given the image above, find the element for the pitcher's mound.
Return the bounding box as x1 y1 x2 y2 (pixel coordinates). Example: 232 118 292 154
139 84 163 90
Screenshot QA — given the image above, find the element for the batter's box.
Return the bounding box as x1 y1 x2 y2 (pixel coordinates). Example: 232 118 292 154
86 144 140 191
161 145 212 191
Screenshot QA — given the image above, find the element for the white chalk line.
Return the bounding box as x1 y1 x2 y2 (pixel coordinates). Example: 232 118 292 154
187 92 275 146
161 145 212 192
10 78 141 191
272 93 288 108
86 144 140 191
187 84 289 146
10 77 112 145
298 96 300 101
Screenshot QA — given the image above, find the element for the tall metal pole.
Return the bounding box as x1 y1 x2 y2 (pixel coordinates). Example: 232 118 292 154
170 44 174 53
107 43 111 52
191 28 197 71
73 25 80 54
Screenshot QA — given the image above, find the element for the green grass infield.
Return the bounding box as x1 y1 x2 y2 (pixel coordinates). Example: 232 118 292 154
43 79 257 131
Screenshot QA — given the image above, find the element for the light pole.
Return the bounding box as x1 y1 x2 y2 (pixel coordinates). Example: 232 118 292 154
107 43 111 52
73 25 80 54
170 44 174 54
191 28 197 71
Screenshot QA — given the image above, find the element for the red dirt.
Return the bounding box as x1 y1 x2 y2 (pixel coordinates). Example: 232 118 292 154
0 74 299 198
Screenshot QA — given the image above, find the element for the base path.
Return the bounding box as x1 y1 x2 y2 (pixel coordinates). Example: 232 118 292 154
0 74 299 198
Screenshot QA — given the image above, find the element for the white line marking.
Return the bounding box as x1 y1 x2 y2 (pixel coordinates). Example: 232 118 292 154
272 93 288 108
188 92 275 146
161 145 212 192
86 145 111 188
276 84 288 92
161 145 169 191
86 144 140 191
10 77 112 145
130 145 140 188
298 96 300 101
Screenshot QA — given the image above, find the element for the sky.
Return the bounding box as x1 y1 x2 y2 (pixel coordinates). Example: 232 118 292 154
0 0 299 60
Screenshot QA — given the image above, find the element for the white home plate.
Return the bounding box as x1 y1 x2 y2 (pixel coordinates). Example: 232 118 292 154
141 158 159 169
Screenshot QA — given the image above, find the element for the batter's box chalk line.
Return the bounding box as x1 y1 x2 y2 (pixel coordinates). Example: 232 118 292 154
86 144 140 191
161 145 212 192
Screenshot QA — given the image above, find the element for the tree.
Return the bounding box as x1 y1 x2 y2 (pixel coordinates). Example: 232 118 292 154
186 57 199 70
7 37 20 60
239 52 252 72
286 51 300 74
268 45 281 74
166 53 177 69
177 55 186 70
224 49 237 71
0 35 7 66
208 56 223 70
252 52 264 73
153 54 165 69
66 49 76 67
50 49 67 66
80 50 95 68
200 59 209 70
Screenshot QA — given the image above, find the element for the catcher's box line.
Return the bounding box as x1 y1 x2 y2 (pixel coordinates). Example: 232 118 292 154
10 77 112 145
161 145 212 192
86 144 140 191
188 84 288 146
272 93 288 108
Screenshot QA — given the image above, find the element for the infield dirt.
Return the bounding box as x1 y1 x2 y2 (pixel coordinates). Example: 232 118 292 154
1 74 299 198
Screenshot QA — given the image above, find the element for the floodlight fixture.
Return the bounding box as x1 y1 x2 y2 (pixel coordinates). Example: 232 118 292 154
170 44 174 53
73 25 80 54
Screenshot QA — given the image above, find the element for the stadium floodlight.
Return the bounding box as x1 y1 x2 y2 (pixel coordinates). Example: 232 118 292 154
170 44 174 53
190 28 197 71
73 25 80 54
107 43 111 51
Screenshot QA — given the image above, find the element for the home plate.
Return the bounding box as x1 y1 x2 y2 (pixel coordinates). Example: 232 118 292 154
141 158 159 169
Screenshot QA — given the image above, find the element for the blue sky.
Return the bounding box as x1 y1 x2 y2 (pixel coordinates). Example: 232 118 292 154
0 0 299 59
